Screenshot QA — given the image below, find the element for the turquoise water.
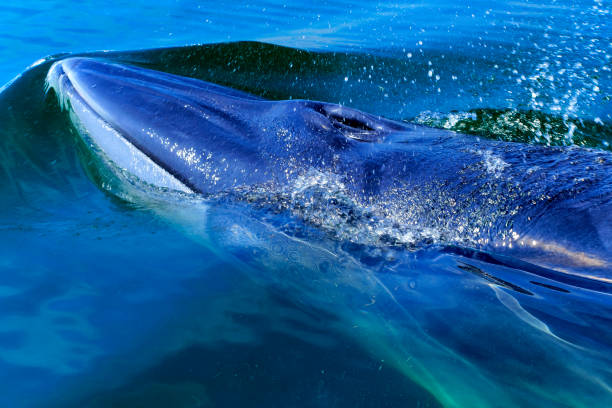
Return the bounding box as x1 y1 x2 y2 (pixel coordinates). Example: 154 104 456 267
1 1 612 407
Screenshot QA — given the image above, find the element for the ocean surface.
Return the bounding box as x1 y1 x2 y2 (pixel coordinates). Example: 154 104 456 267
1 1 611 407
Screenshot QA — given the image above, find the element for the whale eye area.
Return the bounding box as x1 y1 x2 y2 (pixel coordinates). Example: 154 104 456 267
326 112 374 131
312 104 375 132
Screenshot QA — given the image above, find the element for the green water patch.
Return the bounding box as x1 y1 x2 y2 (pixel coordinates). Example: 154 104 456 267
63 331 443 408
107 41 511 119
412 108 612 151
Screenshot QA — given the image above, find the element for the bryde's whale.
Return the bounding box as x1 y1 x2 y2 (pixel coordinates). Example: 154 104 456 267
46 57 612 279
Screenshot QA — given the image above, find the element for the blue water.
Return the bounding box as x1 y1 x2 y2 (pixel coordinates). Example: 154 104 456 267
1 1 611 407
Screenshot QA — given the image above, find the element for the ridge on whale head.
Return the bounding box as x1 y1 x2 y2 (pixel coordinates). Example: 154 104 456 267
46 57 612 280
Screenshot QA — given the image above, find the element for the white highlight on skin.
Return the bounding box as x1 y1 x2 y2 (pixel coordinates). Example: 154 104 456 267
477 149 509 178
46 60 192 194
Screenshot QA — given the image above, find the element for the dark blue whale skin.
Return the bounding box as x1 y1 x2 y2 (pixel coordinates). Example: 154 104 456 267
47 57 612 278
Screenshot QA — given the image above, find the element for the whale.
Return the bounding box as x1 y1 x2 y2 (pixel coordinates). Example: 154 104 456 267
45 57 612 280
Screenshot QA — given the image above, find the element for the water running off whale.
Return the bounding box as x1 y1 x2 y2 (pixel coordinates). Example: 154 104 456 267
46 57 612 279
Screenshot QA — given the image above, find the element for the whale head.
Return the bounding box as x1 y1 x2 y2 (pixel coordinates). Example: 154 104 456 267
46 57 410 194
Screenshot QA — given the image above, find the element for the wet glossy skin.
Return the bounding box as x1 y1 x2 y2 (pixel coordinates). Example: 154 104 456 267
47 57 612 278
